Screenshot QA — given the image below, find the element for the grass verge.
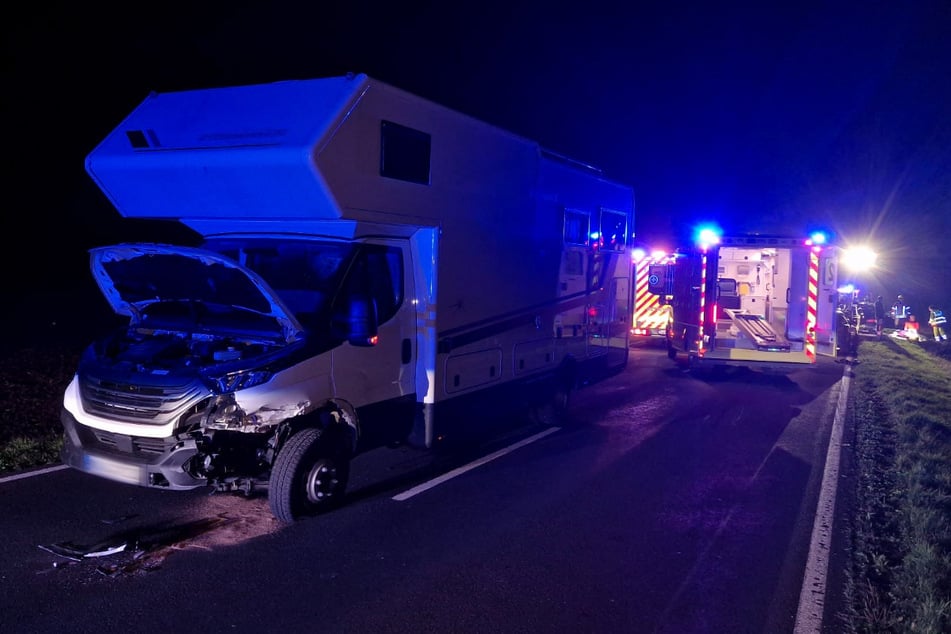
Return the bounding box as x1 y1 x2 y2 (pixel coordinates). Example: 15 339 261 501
0 347 76 473
841 337 951 633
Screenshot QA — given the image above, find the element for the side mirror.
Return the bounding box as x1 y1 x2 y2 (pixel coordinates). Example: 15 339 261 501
345 294 378 347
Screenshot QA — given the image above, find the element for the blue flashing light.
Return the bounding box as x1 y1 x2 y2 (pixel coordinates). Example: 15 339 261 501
695 225 721 248
806 231 828 246
631 247 647 263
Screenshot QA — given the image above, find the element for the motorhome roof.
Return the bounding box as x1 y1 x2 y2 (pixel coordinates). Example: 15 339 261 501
85 74 372 223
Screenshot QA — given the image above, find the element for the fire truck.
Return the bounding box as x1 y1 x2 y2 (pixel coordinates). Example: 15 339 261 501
665 227 840 372
631 248 677 339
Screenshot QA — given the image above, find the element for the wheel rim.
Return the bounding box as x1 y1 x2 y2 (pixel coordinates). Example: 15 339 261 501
304 458 342 504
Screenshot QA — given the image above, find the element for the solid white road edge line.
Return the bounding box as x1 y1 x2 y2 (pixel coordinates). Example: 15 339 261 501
0 463 69 484
794 365 852 634
392 426 562 501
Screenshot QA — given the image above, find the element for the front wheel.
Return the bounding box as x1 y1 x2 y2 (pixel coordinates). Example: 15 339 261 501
269 427 351 523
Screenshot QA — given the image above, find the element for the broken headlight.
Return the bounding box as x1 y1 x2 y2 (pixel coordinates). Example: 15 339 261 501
205 393 261 429
207 367 273 394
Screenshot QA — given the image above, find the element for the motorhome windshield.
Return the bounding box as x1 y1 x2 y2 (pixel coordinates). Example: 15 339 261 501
202 238 358 326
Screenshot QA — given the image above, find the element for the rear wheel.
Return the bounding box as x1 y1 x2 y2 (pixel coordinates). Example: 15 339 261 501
269 427 351 523
666 329 678 360
530 369 575 427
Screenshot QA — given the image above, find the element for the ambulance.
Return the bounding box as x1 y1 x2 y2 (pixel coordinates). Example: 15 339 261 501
665 227 840 372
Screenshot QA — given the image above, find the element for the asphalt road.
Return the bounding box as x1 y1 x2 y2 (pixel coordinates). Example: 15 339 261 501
0 341 848 633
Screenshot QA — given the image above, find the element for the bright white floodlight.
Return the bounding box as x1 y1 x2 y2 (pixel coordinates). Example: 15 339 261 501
841 246 877 272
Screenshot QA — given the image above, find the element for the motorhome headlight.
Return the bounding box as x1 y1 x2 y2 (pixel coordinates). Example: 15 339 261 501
207 368 273 393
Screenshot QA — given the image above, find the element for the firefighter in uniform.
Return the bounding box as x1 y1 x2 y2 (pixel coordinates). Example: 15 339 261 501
892 295 910 330
928 305 948 341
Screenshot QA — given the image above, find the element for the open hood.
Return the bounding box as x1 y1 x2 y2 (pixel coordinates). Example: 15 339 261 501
90 244 304 342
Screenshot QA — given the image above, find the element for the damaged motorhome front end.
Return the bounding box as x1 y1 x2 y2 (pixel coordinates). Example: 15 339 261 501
61 242 363 495
60 73 635 522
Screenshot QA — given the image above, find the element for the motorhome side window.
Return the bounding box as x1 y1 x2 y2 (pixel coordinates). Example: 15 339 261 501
564 209 590 246
380 120 431 185
600 209 628 252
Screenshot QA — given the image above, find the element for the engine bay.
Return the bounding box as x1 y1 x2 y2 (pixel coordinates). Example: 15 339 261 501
90 327 282 373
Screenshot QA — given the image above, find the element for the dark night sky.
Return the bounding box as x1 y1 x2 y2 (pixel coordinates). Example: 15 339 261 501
7 1 951 313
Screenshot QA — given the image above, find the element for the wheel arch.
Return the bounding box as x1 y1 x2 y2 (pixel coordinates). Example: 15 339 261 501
275 399 359 458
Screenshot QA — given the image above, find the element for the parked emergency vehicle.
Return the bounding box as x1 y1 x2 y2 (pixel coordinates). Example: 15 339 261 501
631 248 677 339
665 228 840 372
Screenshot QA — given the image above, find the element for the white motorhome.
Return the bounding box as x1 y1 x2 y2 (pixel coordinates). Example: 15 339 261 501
60 73 635 522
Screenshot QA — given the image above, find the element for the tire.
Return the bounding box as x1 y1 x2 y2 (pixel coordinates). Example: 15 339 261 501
530 373 573 427
666 330 677 360
269 427 351 523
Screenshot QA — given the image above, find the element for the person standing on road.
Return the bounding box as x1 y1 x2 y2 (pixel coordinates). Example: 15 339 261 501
928 305 948 341
892 295 910 330
874 295 886 337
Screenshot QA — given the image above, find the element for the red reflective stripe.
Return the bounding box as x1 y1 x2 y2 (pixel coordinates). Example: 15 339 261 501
698 250 708 353
806 248 820 362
